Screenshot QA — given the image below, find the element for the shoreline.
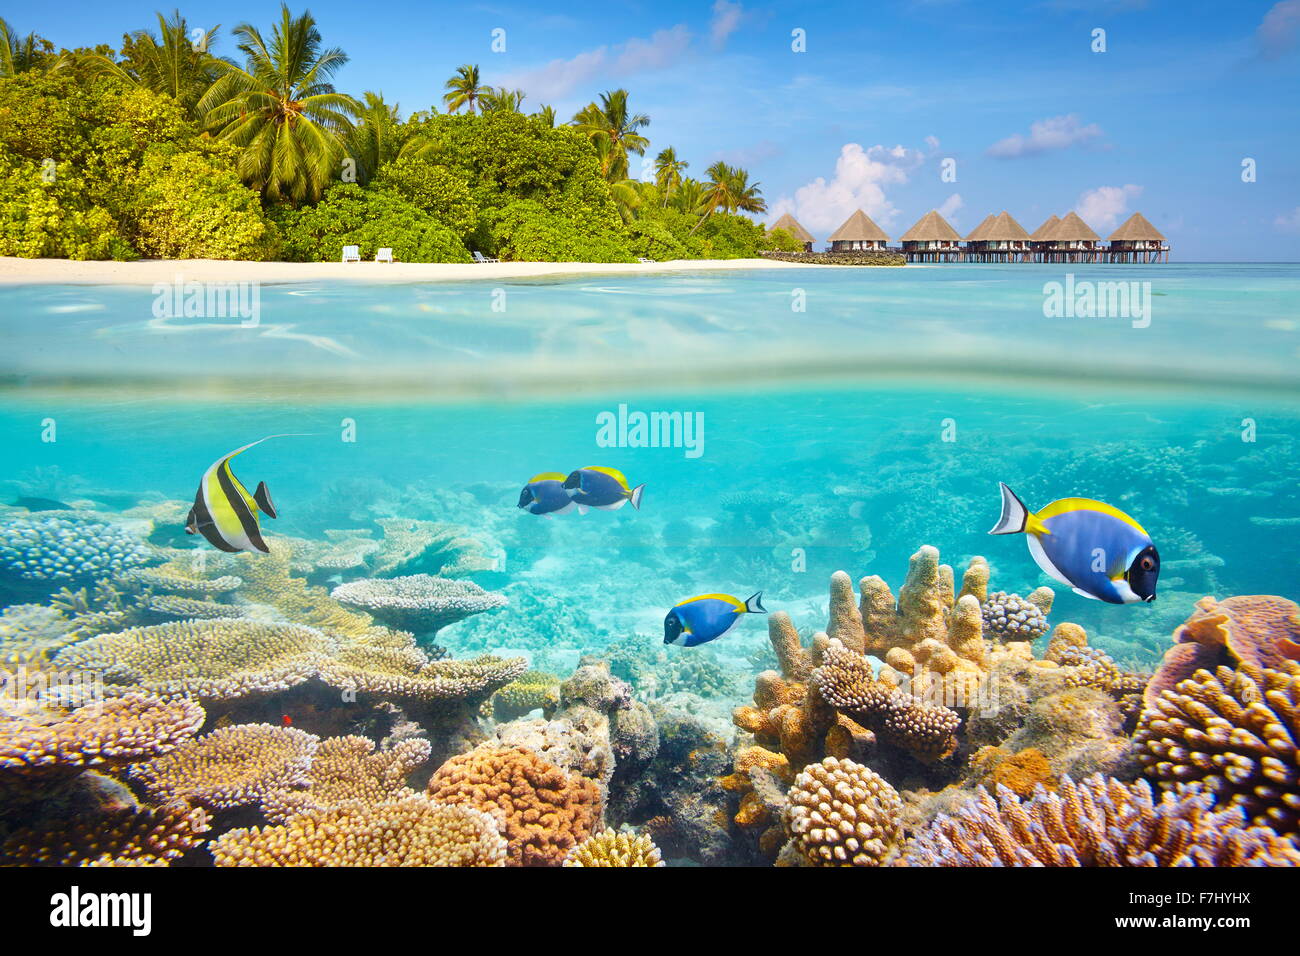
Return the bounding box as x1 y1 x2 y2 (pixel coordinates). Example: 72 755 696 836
0 256 839 286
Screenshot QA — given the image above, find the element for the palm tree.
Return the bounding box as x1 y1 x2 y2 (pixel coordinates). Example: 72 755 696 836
344 91 401 184
442 64 485 114
533 104 556 128
79 10 224 118
0 17 52 77
670 178 708 216
480 86 525 114
197 4 360 204
572 89 649 181
691 162 766 234
654 147 688 203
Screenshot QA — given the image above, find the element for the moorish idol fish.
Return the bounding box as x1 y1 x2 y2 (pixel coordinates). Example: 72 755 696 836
517 473 578 516
988 482 1159 605
563 466 645 512
664 592 766 647
186 436 295 554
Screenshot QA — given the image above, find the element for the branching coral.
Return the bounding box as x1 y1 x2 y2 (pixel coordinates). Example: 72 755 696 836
330 574 506 636
261 735 431 822
1 802 211 866
782 757 903 866
228 541 374 635
118 568 242 595
55 619 335 701
0 515 152 585
427 745 602 866
1135 660 1299 835
563 828 664 867
131 723 319 811
138 594 244 621
898 775 1300 866
488 670 561 721
211 795 507 866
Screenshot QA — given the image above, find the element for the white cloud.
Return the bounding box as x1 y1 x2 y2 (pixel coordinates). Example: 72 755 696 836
769 142 928 233
1075 184 1143 231
1257 1 1300 58
986 114 1104 159
1275 206 1300 232
924 134 941 150
710 0 744 49
937 193 964 223
502 25 692 101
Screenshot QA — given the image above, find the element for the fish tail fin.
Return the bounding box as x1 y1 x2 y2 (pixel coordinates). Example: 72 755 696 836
254 481 277 519
989 482 1032 535
628 484 645 510
744 591 766 614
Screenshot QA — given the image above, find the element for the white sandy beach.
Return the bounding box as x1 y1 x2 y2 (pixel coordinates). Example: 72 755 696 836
0 256 832 286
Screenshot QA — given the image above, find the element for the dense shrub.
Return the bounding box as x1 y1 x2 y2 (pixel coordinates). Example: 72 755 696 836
486 199 635 262
372 157 478 238
272 184 470 262
763 227 805 253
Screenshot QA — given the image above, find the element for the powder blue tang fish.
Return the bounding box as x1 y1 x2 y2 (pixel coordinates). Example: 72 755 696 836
988 482 1159 604
664 592 766 647
563 466 645 512
517 473 577 516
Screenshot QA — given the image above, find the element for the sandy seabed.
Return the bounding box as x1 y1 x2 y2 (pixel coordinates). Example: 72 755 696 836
0 256 836 286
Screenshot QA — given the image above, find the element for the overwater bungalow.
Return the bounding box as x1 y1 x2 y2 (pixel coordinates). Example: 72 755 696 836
965 211 1032 263
1029 215 1061 263
827 209 890 251
1107 212 1169 263
768 213 816 253
1040 211 1102 264
899 209 962 262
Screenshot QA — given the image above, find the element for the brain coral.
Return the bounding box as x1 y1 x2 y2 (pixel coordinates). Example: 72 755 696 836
54 619 335 701
427 745 603 866
261 735 431 822
0 515 153 584
131 723 319 811
563 828 665 867
782 757 903 866
898 774 1300 867
1 802 211 866
1135 660 1299 834
211 795 506 867
330 574 507 635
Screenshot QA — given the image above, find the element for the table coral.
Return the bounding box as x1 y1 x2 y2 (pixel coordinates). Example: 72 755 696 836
119 568 243 595
1135 660 1299 835
897 774 1300 866
131 722 319 811
55 619 335 701
1 801 211 866
427 745 602 866
563 828 665 866
488 670 561 721
782 757 903 866
261 734 431 822
211 795 507 866
331 574 507 636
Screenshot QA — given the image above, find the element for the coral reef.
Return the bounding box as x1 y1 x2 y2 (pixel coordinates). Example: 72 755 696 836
1 801 211 866
563 828 665 866
981 590 1051 642
0 515 152 588
781 757 903 866
1135 660 1298 835
898 775 1300 866
486 670 561 720
426 745 602 866
261 735 431 822
331 574 507 638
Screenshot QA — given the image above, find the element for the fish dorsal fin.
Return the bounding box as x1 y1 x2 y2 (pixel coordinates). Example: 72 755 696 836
583 466 629 489
677 593 745 611
254 481 277 519
529 472 566 483
1037 497 1149 537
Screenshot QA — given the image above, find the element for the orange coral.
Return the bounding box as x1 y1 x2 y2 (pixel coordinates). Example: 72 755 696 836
426 745 602 866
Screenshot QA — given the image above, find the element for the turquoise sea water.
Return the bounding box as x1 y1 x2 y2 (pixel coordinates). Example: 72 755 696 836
1 262 1298 674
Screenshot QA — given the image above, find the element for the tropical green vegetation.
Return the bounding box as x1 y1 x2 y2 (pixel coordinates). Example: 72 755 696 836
0 6 778 263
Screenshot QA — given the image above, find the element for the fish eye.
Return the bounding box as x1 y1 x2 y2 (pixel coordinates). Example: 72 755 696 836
1141 556 1155 571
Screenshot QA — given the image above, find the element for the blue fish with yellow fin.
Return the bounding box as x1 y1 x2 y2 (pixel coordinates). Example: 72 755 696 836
563 466 644 512
517 473 577 516
664 592 766 647
988 482 1159 604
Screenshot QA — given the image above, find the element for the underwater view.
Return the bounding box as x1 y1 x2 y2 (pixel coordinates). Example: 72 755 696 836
2 264 1297 868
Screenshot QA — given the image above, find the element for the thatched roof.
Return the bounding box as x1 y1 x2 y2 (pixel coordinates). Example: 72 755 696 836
829 209 890 242
1109 212 1165 241
1050 211 1100 242
965 214 996 242
900 210 961 242
1029 215 1061 241
769 213 815 243
982 211 1031 242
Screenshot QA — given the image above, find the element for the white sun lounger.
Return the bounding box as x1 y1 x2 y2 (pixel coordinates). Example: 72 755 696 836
637 257 656 263
341 245 361 262
471 251 500 263
375 248 394 263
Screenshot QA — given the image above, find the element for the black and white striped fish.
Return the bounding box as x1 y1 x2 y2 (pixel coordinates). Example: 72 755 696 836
185 436 290 554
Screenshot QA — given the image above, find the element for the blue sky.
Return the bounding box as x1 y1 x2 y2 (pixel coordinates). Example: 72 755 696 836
16 0 1300 259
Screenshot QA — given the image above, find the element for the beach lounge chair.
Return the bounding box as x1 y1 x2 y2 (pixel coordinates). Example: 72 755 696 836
471 251 500 264
637 257 656 264
375 248 394 263
341 245 361 263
